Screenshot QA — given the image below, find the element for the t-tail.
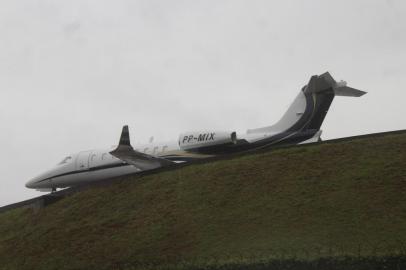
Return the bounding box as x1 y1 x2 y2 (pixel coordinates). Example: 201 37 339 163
247 72 366 143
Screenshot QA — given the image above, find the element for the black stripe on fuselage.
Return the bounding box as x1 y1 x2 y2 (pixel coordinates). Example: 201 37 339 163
180 89 334 155
36 163 132 184
183 93 314 154
35 156 193 184
35 90 335 185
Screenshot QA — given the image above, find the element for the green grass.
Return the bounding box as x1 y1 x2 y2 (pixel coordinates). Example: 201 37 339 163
0 133 405 270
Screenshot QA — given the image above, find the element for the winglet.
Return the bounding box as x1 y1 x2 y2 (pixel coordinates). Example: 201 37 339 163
110 125 174 170
119 125 131 146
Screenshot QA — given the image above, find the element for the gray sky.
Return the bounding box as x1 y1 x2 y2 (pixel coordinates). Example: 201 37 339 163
1 0 405 206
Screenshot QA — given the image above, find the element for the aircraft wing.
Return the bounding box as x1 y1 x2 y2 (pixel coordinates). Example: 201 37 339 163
110 126 174 170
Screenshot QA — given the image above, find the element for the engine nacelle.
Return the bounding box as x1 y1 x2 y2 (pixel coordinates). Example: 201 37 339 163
179 131 237 150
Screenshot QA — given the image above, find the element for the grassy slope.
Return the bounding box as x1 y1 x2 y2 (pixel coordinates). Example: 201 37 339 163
0 134 405 269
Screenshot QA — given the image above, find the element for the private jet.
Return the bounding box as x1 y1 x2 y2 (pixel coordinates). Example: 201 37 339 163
26 72 366 191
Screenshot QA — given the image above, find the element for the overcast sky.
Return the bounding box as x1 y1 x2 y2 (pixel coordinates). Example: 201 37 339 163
1 0 405 206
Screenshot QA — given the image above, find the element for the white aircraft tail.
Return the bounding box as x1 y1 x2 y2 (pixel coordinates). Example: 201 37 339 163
247 72 366 135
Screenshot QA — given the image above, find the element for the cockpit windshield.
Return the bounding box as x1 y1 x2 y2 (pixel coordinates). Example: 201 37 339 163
58 156 72 165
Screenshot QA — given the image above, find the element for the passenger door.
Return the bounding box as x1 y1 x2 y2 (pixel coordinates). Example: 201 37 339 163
76 151 91 171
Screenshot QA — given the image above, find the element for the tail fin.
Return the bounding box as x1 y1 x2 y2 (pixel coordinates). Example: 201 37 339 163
247 72 366 134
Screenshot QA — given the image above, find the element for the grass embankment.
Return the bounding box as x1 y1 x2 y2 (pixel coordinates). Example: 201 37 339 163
0 133 405 270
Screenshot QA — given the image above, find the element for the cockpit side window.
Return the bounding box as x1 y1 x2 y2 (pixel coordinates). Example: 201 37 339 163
58 156 72 165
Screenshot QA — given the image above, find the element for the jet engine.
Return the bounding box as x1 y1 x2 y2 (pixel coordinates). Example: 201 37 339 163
179 131 237 150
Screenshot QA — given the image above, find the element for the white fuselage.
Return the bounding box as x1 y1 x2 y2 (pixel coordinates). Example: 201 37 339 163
25 141 182 190
25 132 274 190
25 72 366 191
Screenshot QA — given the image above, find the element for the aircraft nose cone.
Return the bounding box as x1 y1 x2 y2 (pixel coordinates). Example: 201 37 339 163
25 174 47 189
25 178 37 188
26 170 56 189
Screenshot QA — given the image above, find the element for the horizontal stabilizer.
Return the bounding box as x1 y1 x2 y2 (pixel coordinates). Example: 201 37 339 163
334 86 366 97
305 72 366 97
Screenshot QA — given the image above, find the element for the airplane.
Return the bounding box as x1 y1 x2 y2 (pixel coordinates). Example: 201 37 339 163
25 72 366 191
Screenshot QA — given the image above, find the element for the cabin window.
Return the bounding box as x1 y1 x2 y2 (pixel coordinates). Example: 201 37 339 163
153 146 159 155
90 154 96 161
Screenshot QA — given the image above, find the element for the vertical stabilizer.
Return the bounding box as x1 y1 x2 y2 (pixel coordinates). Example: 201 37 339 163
247 72 366 135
